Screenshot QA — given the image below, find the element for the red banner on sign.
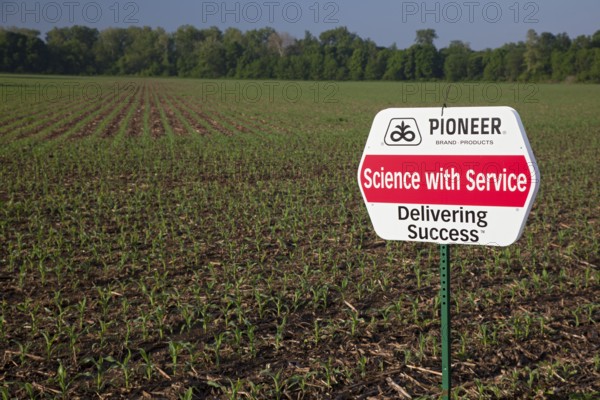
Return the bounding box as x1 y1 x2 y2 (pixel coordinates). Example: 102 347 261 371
359 155 533 207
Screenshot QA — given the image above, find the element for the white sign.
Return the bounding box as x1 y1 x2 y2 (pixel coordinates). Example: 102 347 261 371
357 107 540 246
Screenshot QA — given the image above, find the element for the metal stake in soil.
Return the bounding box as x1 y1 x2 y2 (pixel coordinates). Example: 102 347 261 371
440 244 451 399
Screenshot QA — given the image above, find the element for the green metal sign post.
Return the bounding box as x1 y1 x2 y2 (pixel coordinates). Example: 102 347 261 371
440 100 451 399
440 244 451 399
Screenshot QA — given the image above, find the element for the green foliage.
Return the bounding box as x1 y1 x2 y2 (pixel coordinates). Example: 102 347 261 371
0 28 48 73
443 41 471 81
46 26 99 74
2 26 600 81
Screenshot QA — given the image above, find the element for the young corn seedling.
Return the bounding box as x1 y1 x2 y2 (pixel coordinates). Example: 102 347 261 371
349 311 363 337
169 341 184 375
213 332 226 367
233 326 244 353
246 324 257 357
77 297 87 330
357 355 367 379
179 388 194 400
98 320 112 347
139 348 154 380
275 317 287 351
0 386 10 400
225 379 244 400
270 369 285 400
87 356 107 391
0 315 5 343
55 362 70 396
313 320 321 346
118 349 133 390
179 304 195 333
41 330 59 361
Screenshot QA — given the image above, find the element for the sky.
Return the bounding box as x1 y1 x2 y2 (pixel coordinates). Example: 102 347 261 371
2 0 599 50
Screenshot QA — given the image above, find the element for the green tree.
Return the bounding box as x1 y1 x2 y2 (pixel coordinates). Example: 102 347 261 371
403 46 416 80
551 48 575 81
297 31 324 80
322 51 342 80
590 48 600 81
46 26 99 74
483 48 506 81
195 36 225 78
382 45 407 80
236 28 276 78
571 34 591 50
467 52 484 80
415 29 438 46
524 29 556 80
503 42 526 81
443 41 470 81
405 30 441 80
319 27 358 80
365 47 390 80
95 28 129 75
0 28 48 73
173 25 203 77
348 46 367 80
554 32 572 52
413 44 441 80
591 30 600 48
118 27 172 76
574 48 600 81
222 28 244 78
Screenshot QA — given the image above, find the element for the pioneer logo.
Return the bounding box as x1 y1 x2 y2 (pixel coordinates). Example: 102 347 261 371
385 118 422 146
429 117 502 135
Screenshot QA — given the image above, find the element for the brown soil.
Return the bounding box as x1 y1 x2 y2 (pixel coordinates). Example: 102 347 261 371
148 83 166 138
100 85 142 138
126 83 147 137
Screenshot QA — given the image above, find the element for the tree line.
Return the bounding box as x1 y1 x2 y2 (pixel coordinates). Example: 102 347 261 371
2 25 600 82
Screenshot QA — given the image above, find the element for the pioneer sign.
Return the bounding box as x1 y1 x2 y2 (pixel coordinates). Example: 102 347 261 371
357 107 540 246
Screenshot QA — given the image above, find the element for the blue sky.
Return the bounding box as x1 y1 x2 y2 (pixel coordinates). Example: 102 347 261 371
3 0 599 49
